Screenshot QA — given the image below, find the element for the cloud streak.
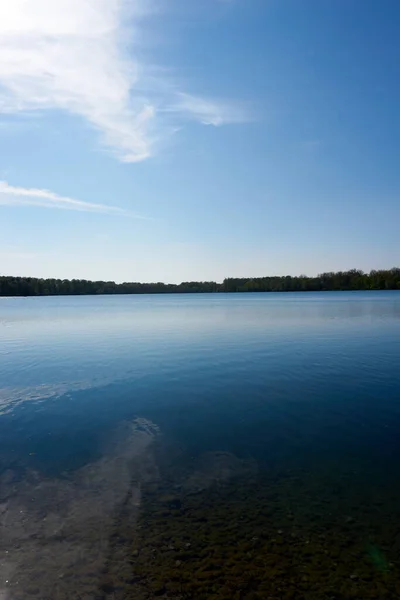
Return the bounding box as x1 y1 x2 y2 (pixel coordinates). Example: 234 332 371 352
172 93 252 126
0 0 249 162
0 181 140 216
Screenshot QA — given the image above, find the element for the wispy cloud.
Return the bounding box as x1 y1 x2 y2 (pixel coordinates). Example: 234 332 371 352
0 181 140 216
0 0 249 162
172 93 252 126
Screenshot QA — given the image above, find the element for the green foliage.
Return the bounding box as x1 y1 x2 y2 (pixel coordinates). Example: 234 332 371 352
0 276 218 296
0 268 399 296
222 268 400 292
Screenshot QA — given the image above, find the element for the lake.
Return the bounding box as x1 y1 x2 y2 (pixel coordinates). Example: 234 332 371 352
1 291 400 599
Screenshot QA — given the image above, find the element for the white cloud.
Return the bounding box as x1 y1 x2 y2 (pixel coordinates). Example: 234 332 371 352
0 0 249 162
172 93 251 126
0 181 141 216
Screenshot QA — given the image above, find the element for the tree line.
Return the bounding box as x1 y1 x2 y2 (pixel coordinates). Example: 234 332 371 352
0 269 399 296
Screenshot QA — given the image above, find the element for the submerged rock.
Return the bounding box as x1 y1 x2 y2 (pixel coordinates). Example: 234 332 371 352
183 451 258 492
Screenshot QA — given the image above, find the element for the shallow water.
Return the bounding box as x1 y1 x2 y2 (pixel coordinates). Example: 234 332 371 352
1 292 400 598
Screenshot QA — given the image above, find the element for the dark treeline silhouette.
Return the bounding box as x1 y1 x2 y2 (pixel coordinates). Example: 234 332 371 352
222 268 400 292
1 269 400 296
0 277 219 296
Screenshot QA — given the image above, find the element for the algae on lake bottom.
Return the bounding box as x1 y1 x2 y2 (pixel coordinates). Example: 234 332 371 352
123 450 400 600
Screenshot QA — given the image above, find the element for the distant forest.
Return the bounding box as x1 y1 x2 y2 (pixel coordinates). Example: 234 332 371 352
1 269 400 296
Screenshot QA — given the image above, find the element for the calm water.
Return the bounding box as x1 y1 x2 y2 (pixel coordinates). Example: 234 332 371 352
1 292 400 599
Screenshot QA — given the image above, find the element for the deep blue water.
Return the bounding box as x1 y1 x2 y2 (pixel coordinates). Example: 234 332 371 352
1 292 399 472
1 291 400 598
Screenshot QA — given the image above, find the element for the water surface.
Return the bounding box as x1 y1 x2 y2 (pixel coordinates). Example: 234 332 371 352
1 292 400 599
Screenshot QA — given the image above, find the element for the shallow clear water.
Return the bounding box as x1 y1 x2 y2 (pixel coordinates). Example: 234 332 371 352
1 291 400 599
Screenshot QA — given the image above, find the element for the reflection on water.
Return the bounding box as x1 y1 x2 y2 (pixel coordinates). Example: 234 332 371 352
0 292 400 598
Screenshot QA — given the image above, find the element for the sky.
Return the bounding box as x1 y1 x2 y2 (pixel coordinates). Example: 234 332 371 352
0 0 399 283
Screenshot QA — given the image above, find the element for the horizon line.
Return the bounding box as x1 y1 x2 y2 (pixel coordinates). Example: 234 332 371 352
1 267 399 289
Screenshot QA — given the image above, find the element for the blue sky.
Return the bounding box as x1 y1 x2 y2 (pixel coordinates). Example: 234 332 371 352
0 0 399 283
